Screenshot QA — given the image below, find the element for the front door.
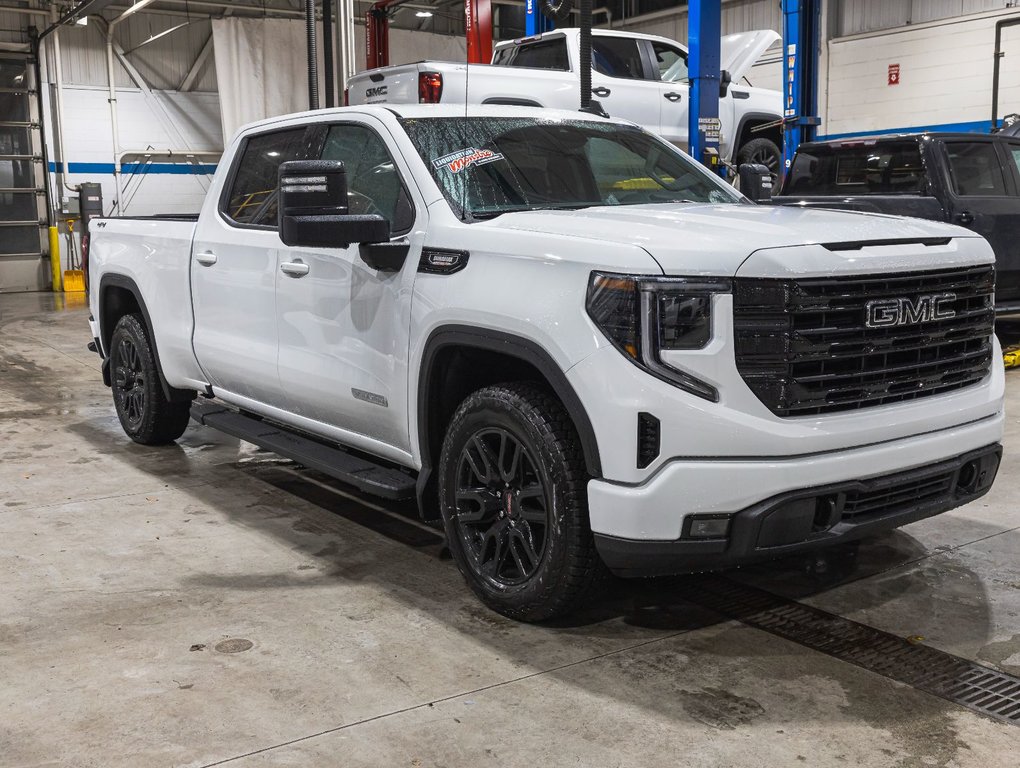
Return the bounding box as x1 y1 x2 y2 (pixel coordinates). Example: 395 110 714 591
646 39 690 149
275 118 420 459
192 125 316 407
940 138 1020 304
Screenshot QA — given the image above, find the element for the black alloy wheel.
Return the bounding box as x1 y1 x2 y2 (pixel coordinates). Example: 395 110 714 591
108 313 192 445
453 427 549 587
438 382 604 622
737 137 783 181
113 335 147 430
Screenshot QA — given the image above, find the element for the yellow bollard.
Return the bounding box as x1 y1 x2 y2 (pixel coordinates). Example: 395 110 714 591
48 226 62 292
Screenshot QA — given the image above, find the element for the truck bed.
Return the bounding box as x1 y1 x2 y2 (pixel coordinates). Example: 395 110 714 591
88 216 206 389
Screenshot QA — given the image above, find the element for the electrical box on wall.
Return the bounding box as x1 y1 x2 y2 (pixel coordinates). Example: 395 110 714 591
60 196 79 216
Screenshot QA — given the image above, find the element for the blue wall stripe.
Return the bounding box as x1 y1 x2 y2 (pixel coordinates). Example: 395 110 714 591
817 119 993 141
48 161 218 175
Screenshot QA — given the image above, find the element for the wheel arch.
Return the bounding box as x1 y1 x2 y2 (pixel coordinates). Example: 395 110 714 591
98 273 194 403
415 326 602 520
735 112 783 154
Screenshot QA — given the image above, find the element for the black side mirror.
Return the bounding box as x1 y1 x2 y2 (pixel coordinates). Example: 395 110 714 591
719 69 732 98
738 163 773 203
278 160 390 248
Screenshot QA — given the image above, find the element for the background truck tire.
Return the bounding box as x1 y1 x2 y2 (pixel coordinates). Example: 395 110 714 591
438 382 604 622
737 137 782 179
109 314 191 445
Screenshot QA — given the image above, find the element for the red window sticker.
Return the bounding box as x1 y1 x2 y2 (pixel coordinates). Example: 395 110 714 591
432 147 505 173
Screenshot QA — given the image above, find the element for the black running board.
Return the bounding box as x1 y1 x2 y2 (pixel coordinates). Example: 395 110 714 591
191 401 416 500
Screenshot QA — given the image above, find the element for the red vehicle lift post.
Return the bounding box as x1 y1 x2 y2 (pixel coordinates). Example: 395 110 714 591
366 0 493 70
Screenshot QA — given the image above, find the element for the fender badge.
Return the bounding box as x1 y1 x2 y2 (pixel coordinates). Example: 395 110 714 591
419 248 469 275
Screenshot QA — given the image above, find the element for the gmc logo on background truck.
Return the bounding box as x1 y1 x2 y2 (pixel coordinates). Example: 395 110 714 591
865 293 957 328
365 86 388 98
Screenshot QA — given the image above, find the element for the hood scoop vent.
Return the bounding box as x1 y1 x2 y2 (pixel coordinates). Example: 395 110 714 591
822 237 952 252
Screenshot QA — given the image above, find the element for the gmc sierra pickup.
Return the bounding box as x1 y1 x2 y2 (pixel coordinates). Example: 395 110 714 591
88 105 1004 621
773 132 1020 312
347 28 783 171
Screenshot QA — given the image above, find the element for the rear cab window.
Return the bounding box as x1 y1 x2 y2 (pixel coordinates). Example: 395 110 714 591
782 140 926 196
944 141 1009 197
498 38 569 71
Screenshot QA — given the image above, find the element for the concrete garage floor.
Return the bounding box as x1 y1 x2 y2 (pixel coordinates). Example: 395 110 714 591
1 292 1019 768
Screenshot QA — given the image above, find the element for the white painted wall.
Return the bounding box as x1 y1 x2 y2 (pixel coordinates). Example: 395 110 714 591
822 7 1020 137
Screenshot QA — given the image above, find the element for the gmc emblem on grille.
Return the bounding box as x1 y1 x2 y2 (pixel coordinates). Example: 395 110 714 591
865 293 957 328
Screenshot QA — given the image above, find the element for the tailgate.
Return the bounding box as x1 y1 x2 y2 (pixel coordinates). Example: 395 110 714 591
347 64 421 105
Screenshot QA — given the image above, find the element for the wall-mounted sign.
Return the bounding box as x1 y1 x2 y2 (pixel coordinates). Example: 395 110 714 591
888 63 900 85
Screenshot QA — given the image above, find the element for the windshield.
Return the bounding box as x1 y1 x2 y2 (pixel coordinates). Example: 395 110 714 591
399 117 741 220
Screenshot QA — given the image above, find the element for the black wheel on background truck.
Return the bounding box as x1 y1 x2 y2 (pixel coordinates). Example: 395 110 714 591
438 382 604 622
109 314 191 445
737 137 782 179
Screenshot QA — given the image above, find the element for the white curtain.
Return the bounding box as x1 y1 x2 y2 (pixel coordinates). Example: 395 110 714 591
212 18 314 143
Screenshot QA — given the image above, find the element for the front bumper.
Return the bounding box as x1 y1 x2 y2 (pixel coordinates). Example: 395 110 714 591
588 413 1003 577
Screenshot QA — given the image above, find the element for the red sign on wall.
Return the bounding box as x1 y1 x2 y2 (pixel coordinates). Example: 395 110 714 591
888 63 900 85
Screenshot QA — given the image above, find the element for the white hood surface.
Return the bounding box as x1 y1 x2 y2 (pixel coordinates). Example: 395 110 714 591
720 30 781 82
486 203 983 277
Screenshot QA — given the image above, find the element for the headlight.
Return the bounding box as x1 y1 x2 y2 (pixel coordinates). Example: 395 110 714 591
586 271 731 401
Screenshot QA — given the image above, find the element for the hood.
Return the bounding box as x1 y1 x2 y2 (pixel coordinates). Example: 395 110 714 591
484 203 978 277
721 30 780 82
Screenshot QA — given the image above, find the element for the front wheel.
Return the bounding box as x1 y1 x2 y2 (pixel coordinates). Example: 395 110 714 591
438 382 604 622
737 137 782 180
109 314 191 445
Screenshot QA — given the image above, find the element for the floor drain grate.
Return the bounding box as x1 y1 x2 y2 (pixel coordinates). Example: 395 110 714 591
678 577 1020 726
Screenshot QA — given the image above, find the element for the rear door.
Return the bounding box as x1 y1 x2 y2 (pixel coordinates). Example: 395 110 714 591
274 117 421 458
645 39 690 148
589 35 660 137
939 138 1020 304
191 125 318 407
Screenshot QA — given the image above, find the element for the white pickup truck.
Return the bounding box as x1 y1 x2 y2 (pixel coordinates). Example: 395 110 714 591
347 28 783 172
87 105 1003 621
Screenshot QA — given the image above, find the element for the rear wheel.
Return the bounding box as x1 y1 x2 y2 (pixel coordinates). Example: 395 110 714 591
438 382 603 622
110 314 191 445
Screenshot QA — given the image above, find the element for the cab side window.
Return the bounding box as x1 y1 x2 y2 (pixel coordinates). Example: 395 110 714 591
321 124 414 233
224 128 310 226
945 142 1008 197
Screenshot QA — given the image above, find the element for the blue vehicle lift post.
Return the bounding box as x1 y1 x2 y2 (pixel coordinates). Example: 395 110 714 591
687 0 723 175
525 0 555 35
781 0 822 175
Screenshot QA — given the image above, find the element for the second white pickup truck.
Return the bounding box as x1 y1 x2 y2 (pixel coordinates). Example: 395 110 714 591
87 105 1003 621
347 28 783 172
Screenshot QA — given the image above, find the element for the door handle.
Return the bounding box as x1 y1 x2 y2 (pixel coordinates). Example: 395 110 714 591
664 92 683 102
195 251 217 266
280 260 310 277
592 86 611 97
956 211 975 225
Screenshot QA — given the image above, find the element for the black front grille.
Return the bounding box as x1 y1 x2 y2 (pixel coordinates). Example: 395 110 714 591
733 266 995 416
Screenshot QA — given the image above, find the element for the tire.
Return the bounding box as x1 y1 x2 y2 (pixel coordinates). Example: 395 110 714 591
737 136 782 179
438 382 604 622
109 314 191 445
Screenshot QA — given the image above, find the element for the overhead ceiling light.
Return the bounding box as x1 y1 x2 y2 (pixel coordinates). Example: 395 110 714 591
415 10 433 17
75 16 89 26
